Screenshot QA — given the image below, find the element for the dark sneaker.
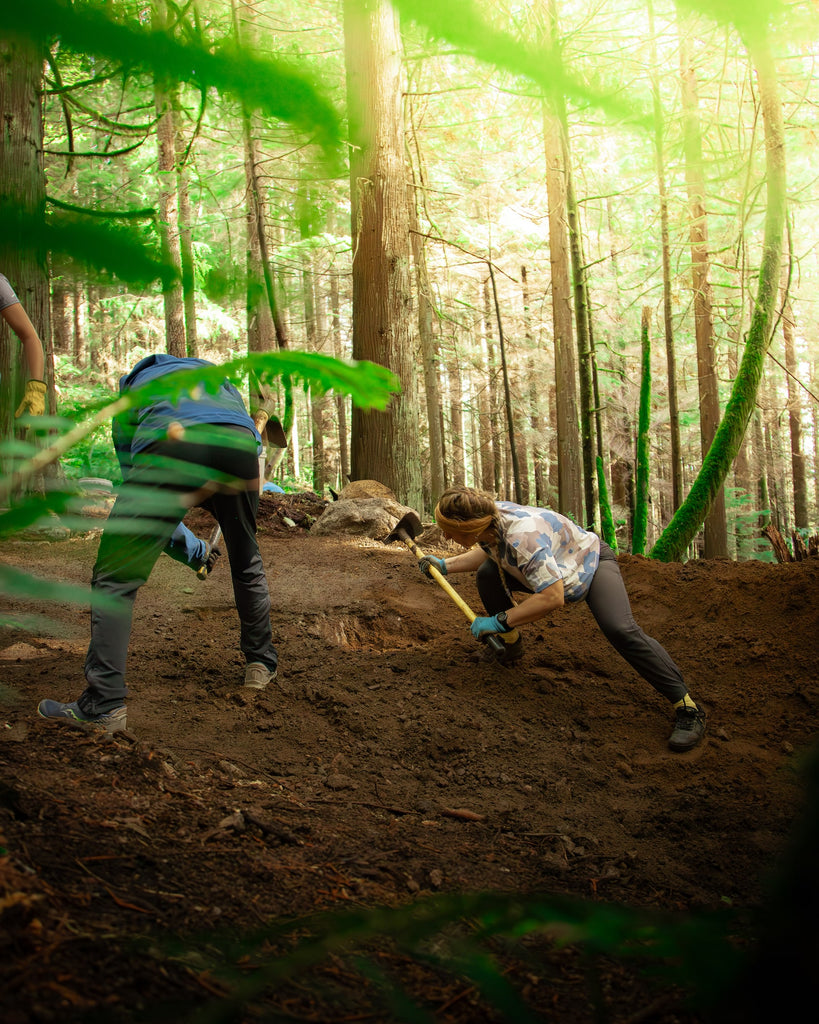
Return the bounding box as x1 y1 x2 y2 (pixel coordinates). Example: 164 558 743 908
244 662 277 691
37 699 127 737
668 704 706 752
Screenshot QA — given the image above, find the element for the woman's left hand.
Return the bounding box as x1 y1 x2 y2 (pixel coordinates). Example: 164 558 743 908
470 614 508 639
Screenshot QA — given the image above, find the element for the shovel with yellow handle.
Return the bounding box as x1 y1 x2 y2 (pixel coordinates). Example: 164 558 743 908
386 511 506 657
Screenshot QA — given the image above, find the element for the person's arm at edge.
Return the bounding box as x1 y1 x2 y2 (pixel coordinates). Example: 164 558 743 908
1 301 45 380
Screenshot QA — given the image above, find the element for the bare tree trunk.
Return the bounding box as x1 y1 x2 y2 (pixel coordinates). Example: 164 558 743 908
176 123 199 358
344 0 421 508
305 248 330 495
448 349 466 488
564 136 595 524
487 263 523 502
153 1 185 358
648 0 682 513
72 282 84 368
679 27 727 556
539 0 582 521
522 266 545 506
781 289 808 529
408 182 445 508
0 28 51 443
51 279 69 355
752 407 770 532
477 341 494 492
813 362 819 522
328 254 349 485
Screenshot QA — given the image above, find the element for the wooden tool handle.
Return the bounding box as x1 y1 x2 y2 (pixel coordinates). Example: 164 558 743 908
403 536 506 655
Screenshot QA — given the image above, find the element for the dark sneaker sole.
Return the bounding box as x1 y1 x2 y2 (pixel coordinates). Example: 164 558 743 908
37 704 127 736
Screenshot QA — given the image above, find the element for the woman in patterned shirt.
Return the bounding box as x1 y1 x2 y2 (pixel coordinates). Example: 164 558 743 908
419 486 705 753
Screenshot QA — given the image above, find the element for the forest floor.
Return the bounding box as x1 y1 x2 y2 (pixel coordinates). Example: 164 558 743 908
1 492 819 1024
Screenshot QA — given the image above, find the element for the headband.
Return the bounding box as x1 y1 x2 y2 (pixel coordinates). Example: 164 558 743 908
434 509 495 537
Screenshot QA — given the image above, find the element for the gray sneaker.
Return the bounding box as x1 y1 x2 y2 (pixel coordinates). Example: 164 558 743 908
244 662 277 691
37 699 127 737
668 704 706 752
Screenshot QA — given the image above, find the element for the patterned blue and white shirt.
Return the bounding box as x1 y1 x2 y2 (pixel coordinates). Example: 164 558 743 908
482 502 601 603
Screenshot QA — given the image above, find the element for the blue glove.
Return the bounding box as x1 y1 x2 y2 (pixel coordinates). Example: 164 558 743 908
470 614 508 639
418 555 447 578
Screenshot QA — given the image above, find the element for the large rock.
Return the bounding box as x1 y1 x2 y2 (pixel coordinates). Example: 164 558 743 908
332 479 397 502
311 498 417 539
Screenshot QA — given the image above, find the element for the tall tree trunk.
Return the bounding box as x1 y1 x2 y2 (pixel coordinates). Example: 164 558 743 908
477 351 494 492
652 30 786 561
632 308 652 555
522 266 546 505
344 0 421 509
408 182 445 508
176 121 199 358
481 278 501 494
679 27 727 556
0 27 51 444
328 253 349 485
448 350 466 488
563 132 595 525
51 278 69 355
304 244 330 496
539 0 583 523
813 363 819 522
233 0 291 480
488 263 523 502
648 0 682 513
72 282 84 368
153 1 185 358
781 287 808 530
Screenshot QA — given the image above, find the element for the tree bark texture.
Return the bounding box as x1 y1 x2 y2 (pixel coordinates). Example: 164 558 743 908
781 290 808 529
522 267 546 506
344 0 422 510
632 308 652 555
540 0 583 523
648 0 682 513
679 28 727 557
0 29 51 441
153 3 185 358
409 184 445 509
563 125 596 526
652 30 787 561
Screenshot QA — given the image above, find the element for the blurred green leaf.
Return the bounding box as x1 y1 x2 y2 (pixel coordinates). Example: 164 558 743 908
6 0 341 154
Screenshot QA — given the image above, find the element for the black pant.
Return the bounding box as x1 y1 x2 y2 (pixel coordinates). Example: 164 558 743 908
476 542 687 704
80 424 277 714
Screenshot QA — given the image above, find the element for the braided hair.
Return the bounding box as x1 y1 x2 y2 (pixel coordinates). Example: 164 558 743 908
434 486 499 540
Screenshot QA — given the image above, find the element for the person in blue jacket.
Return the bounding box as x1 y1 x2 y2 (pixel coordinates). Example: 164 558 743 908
38 354 279 736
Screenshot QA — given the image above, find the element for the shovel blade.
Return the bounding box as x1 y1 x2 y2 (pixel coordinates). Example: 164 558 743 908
385 510 423 545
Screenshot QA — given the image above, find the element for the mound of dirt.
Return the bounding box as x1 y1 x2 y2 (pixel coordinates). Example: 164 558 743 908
1 507 818 1023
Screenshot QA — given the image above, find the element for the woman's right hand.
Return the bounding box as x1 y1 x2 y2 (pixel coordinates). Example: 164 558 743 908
418 555 447 578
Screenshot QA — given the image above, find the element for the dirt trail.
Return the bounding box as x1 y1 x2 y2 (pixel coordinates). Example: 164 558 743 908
2 495 818 1022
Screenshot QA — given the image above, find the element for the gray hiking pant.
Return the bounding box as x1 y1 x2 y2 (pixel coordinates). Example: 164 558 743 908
80 426 277 714
476 542 687 704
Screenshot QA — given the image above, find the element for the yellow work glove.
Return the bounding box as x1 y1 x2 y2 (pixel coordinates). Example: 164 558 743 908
15 379 46 418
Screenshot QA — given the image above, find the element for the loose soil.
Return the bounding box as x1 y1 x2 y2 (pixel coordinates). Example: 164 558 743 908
2 493 818 1024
